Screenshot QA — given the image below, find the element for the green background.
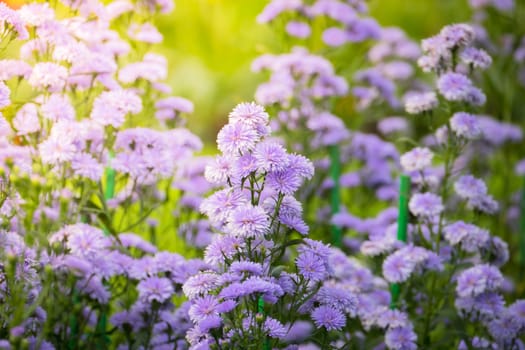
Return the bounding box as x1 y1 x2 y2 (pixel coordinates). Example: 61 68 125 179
156 0 471 142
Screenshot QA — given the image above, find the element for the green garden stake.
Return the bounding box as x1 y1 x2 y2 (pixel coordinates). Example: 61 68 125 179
519 176 525 279
258 297 270 350
390 175 410 309
104 153 116 202
328 145 342 248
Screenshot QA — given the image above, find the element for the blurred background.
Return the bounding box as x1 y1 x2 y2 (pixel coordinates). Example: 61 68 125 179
1 0 473 141
154 0 472 142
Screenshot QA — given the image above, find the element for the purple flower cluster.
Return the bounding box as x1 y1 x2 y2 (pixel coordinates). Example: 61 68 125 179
252 48 350 150
258 0 380 46
354 27 420 109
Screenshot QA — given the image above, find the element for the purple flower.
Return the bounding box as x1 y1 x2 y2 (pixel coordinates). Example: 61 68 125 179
0 3 28 39
460 47 492 69
509 300 525 328
311 305 346 331
456 264 503 298
404 91 438 114
437 72 473 101
204 154 234 185
454 175 487 200
200 189 248 227
400 147 434 172
254 140 289 172
376 309 410 329
183 272 219 300
229 261 263 276
316 286 358 316
385 326 417 350
265 168 302 195
28 62 68 92
219 277 284 300
137 277 174 303
40 93 75 121
13 103 40 135
204 235 243 265
188 295 220 323
226 205 269 238
383 252 415 283
118 233 157 254
322 27 347 47
256 0 303 23
409 192 444 217
155 96 194 120
440 24 475 48
67 225 110 257
0 59 33 81
444 221 489 251
450 112 482 139
217 122 259 156
296 251 327 282
0 82 10 108
71 153 104 181
286 21 311 38
279 213 309 235
378 117 409 135
264 317 287 338
90 89 143 128
128 22 163 43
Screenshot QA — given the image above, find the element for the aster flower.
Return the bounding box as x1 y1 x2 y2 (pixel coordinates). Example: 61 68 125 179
443 221 488 250
71 153 104 181
311 305 346 331
253 140 289 172
137 276 174 303
376 309 410 329
404 91 438 114
460 47 492 70
13 103 40 135
378 117 409 135
0 3 29 40
383 252 415 283
450 112 482 140
437 72 473 102
316 286 358 316
264 317 287 338
90 89 143 128
0 82 10 109
128 22 163 43
183 273 219 300
456 264 503 298
28 62 68 93
265 168 303 195
385 326 417 350
229 261 263 276
217 122 259 156
226 205 269 238
409 192 444 218
40 93 75 121
440 24 475 49
296 251 327 282
400 147 434 172
188 295 220 323
454 175 487 200
204 235 243 265
286 21 311 38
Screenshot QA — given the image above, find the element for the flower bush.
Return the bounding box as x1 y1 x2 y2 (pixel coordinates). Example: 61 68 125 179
0 0 524 349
